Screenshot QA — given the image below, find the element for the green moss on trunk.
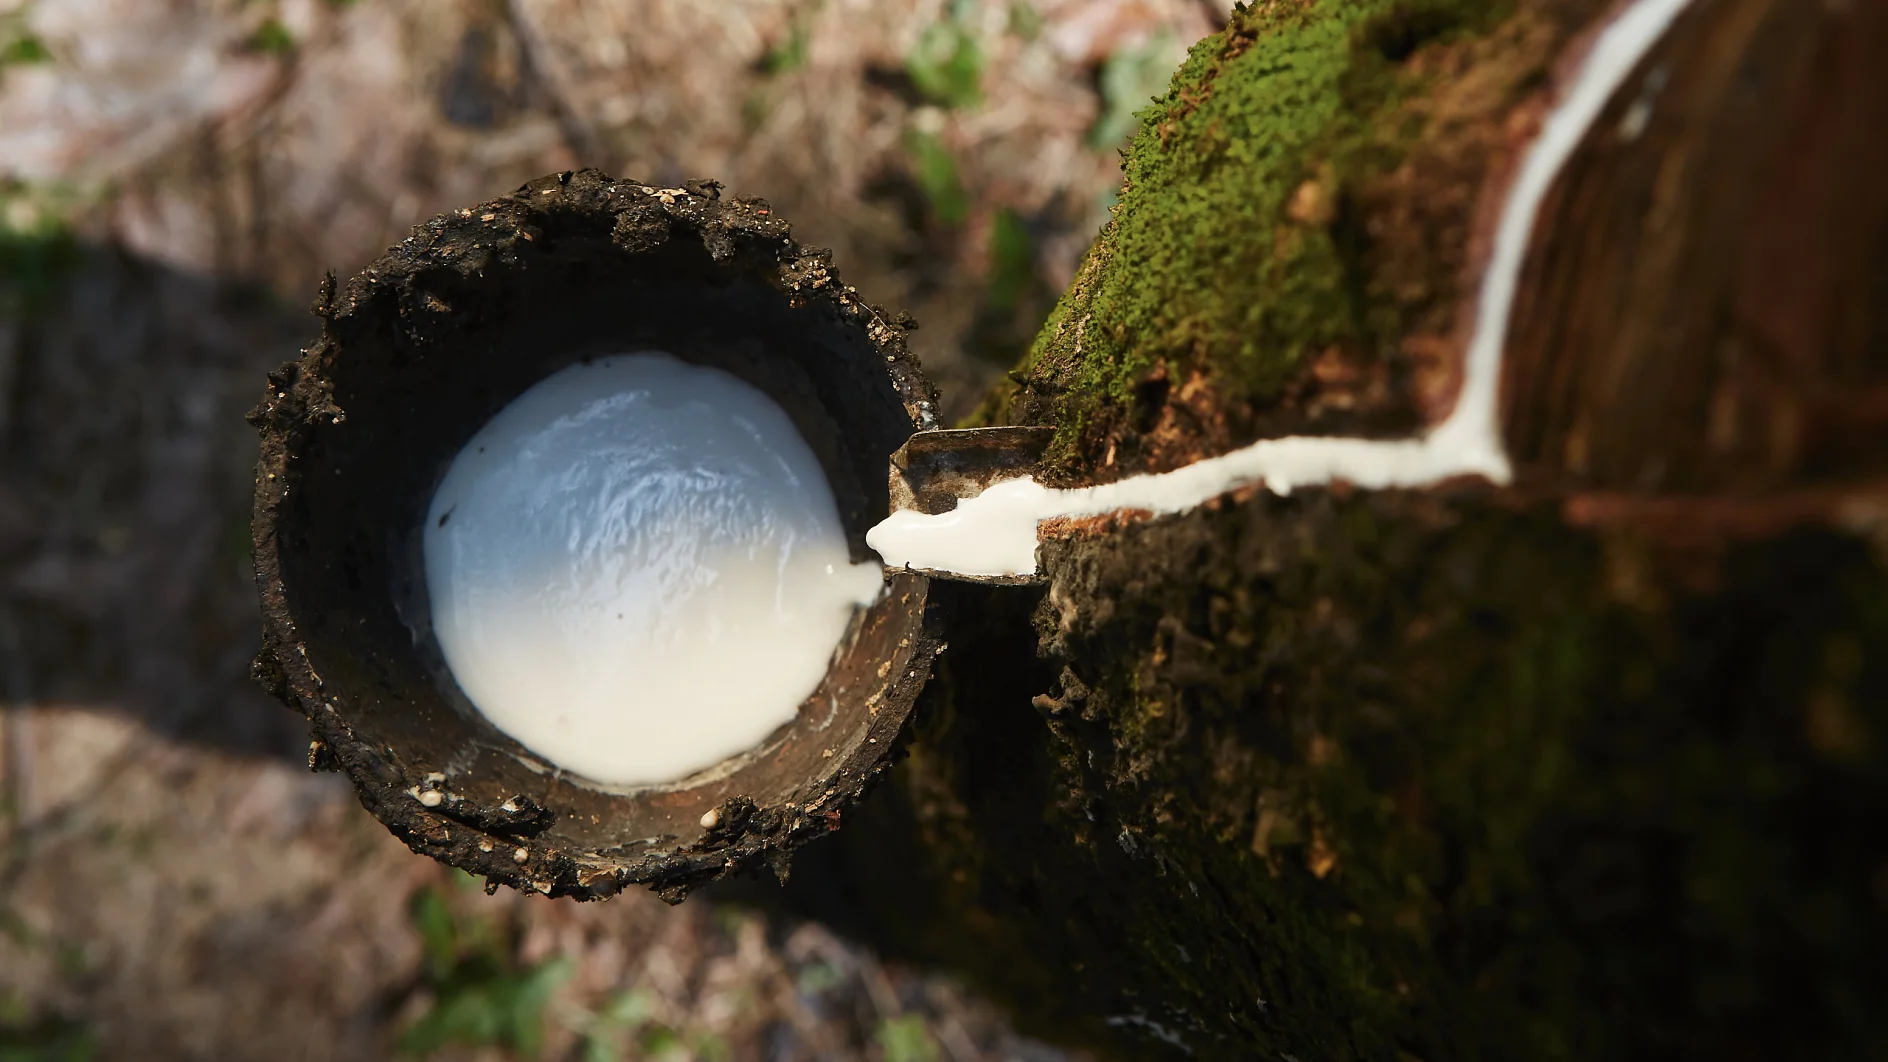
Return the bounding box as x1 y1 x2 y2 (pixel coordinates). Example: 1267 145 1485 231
997 0 1608 480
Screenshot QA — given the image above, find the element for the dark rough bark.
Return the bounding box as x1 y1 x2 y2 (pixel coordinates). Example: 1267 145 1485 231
778 2 1888 1059
802 491 1888 1060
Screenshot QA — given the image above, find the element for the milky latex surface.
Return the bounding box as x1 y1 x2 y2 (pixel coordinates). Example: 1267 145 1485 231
425 353 885 786
866 0 1696 578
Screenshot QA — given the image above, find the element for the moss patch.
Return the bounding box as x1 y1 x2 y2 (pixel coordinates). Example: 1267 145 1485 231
999 0 1609 482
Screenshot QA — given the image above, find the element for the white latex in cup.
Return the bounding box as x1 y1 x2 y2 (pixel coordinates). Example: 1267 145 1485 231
424 352 885 786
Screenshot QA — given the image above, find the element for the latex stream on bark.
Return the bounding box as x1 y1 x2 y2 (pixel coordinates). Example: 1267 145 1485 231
865 0 1697 580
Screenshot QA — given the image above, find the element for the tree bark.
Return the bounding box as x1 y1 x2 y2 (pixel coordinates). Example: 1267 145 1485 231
775 2 1888 1059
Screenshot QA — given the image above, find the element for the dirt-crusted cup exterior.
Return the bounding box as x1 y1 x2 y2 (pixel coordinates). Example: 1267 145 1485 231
250 170 940 902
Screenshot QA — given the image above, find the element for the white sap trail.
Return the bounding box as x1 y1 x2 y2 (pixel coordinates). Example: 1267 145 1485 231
867 0 1697 579
425 352 884 786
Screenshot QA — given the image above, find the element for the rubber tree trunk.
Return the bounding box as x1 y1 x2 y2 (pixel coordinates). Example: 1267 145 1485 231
776 2 1888 1059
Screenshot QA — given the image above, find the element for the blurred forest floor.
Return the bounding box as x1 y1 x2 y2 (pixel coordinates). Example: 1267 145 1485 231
0 1 1227 1058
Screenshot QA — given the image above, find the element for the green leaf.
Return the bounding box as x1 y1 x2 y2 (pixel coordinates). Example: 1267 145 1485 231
1007 3 1043 41
690 1031 730 1062
498 956 574 1057
905 21 982 109
0 1013 98 1062
407 888 458 979
247 18 294 55
580 1034 622 1062
876 1015 939 1062
576 986 652 1062
710 907 752 937
398 884 579 1057
794 961 842 995
986 208 1034 312
597 988 655 1028
762 22 807 76
400 983 497 1056
637 1024 684 1060
0 905 36 950
0 34 50 66
906 131 967 226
